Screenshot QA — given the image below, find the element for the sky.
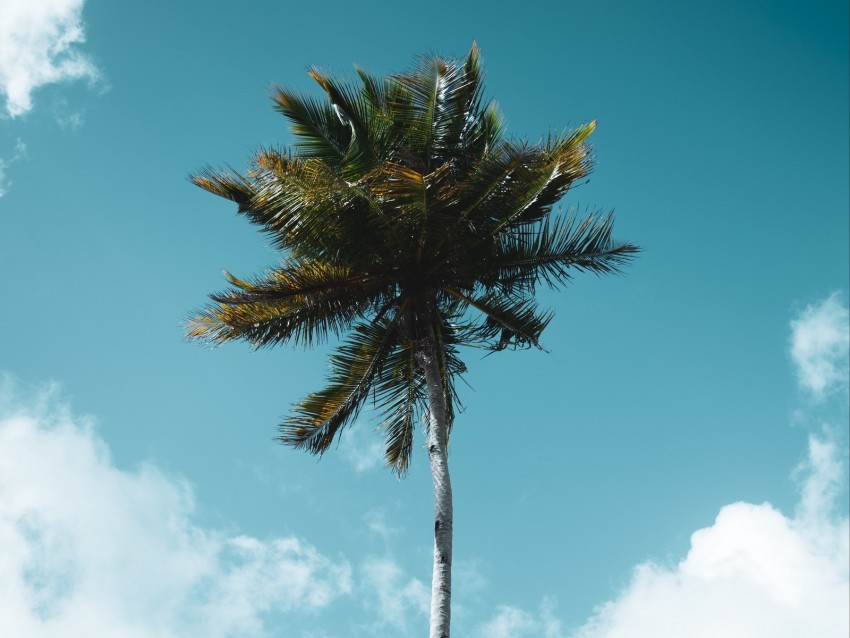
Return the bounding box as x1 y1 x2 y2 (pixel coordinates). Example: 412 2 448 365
0 0 848 636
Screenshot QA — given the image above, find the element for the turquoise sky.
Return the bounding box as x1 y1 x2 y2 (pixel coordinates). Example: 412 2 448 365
1 0 848 636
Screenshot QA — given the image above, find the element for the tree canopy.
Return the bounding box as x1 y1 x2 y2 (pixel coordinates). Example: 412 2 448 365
188 44 639 474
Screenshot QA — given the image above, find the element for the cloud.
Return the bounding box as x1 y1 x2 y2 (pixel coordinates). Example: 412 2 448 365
473 293 850 638
337 419 387 474
0 0 100 118
359 557 429 634
0 377 352 638
0 138 26 197
564 294 850 638
0 159 10 197
3 290 847 637
790 292 850 398
362 508 400 544
477 597 563 638
570 434 849 638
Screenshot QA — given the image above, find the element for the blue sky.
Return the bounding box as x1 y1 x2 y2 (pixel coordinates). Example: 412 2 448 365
0 0 848 636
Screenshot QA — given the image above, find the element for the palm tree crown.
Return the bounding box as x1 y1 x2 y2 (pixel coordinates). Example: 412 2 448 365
188 44 638 475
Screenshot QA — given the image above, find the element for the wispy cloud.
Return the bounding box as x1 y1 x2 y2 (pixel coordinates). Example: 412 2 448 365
359 557 429 634
362 508 400 544
790 292 850 398
0 138 26 197
0 0 101 118
477 597 563 638
337 419 387 474
0 376 352 637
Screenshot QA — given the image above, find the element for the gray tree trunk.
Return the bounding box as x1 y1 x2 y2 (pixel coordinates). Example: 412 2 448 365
418 335 453 638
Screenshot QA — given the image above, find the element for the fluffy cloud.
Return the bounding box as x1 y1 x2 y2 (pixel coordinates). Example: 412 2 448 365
478 432 849 638
0 379 352 638
566 294 850 638
570 433 848 638
0 0 100 117
790 293 850 398
475 294 850 638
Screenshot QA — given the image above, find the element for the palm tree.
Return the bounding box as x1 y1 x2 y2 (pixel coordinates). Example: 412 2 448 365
187 44 638 638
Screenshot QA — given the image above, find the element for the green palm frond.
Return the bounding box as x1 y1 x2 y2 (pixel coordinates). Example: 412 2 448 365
307 68 380 178
363 162 426 215
355 67 414 161
187 261 385 348
271 87 351 167
445 289 552 350
491 211 641 291
421 46 485 167
280 312 401 455
443 43 488 157
374 338 425 475
252 152 346 244
390 55 446 169
191 167 255 212
491 123 597 230
197 149 388 265
249 150 379 259
452 141 541 224
432 315 467 430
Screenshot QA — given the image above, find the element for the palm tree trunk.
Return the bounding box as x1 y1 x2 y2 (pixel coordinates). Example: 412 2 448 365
418 335 453 638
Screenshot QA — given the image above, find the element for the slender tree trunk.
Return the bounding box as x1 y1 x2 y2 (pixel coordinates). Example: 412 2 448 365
418 335 453 638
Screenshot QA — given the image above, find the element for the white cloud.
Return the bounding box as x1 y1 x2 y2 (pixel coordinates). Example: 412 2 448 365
475 293 850 638
0 0 100 118
570 434 849 638
567 294 850 638
0 377 352 638
790 292 850 398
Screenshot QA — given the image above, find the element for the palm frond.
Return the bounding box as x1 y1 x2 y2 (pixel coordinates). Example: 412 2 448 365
391 55 445 169
250 150 343 240
271 87 350 167
444 289 552 350
428 44 487 167
193 150 352 257
455 124 593 242
363 162 426 215
355 67 415 163
488 123 596 232
374 338 425 475
186 262 386 348
307 68 381 178
248 149 385 263
490 211 640 291
432 315 467 431
190 167 255 211
280 312 401 455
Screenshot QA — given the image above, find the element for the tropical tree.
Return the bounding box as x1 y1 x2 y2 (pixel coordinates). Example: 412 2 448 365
187 44 638 638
